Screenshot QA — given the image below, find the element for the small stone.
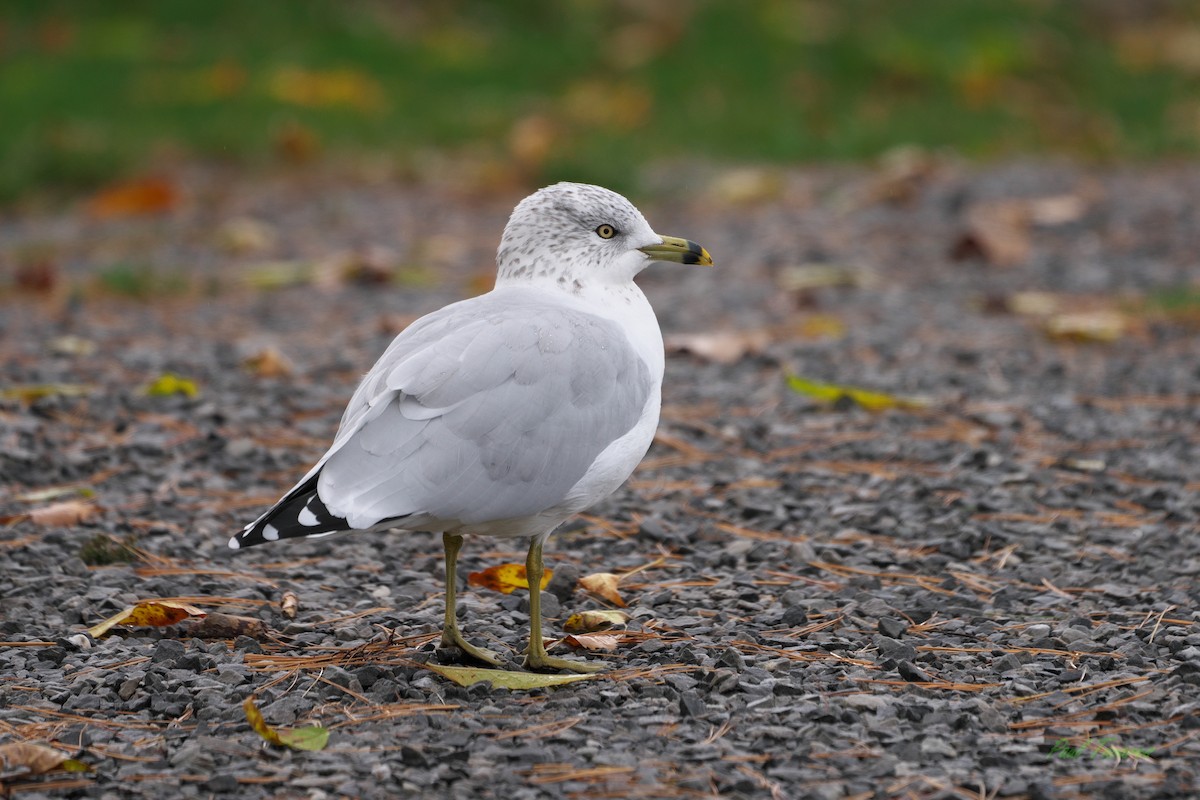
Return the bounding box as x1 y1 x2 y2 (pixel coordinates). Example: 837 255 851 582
897 661 932 682
717 647 745 671
878 618 909 638
781 606 808 627
151 640 186 663
679 691 707 718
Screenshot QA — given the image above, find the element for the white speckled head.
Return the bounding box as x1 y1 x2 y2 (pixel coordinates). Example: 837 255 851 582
495 182 662 288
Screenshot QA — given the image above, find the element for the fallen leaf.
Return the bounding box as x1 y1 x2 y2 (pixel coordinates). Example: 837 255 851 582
797 314 848 339
30 499 96 526
243 697 329 751
217 217 277 254
1027 194 1086 226
15 485 95 503
48 335 97 357
274 121 322 163
280 591 299 620
267 66 385 112
88 600 207 638
563 633 620 652
1043 311 1128 343
706 168 783 205
778 263 873 291
0 742 89 778
787 375 928 412
424 663 598 690
242 261 315 290
86 177 179 218
242 346 294 378
144 373 199 398
664 329 772 365
468 563 552 595
15 259 59 294
951 201 1030 267
190 612 269 640
0 383 92 403
2 498 97 527
562 609 630 634
578 572 626 607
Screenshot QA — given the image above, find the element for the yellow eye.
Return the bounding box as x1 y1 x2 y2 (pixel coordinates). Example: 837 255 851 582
595 224 617 239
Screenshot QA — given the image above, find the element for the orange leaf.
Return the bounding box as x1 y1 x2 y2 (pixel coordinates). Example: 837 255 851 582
87 600 207 638
467 563 552 594
563 633 620 652
86 177 179 219
578 572 626 607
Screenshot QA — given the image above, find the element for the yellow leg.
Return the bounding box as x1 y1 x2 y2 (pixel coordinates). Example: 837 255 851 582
523 536 605 673
439 533 503 666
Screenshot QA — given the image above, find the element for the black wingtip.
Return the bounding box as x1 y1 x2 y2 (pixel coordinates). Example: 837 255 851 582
229 476 348 550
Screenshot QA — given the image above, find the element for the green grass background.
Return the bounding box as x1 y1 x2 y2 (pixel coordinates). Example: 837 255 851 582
3 0 1200 201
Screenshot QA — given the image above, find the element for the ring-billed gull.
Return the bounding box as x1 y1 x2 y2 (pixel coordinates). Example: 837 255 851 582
229 182 712 672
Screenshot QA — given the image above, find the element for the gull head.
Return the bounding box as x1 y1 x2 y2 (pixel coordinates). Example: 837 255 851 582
496 182 712 288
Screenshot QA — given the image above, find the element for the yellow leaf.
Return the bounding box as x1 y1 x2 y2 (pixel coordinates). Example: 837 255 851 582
0 742 89 776
0 383 92 403
424 663 598 690
787 375 927 412
88 600 207 638
563 633 620 652
144 373 199 398
467 563 552 594
267 66 385 112
562 609 630 634
243 697 329 751
577 572 626 607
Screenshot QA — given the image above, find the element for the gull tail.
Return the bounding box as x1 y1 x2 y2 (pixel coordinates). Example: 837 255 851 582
229 472 348 550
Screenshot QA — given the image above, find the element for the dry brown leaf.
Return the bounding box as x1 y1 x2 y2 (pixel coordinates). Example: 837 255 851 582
1027 194 1086 226
706 168 783 205
0 742 89 778
951 201 1030 267
578 572 626 607
242 346 294 378
664 329 772 365
86 177 179 218
280 590 300 620
562 609 630 634
468 563 552 594
564 633 621 652
88 600 207 638
1 498 98 527
1043 311 1128 343
217 217 277 254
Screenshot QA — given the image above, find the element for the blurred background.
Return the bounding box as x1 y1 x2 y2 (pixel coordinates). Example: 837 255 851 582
4 0 1200 206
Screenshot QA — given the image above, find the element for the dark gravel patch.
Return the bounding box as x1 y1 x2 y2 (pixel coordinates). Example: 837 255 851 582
2 161 1198 799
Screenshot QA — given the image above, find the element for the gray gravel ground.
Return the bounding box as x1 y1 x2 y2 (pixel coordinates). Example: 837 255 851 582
2 160 1199 799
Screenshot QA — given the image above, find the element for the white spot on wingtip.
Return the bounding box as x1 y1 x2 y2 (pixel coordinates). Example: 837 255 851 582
263 524 279 541
298 505 318 527
227 537 240 550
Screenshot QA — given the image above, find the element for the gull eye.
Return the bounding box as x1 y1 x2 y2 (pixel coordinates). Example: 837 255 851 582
595 224 617 240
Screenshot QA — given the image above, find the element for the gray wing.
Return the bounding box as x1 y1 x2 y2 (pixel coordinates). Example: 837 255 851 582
316 291 653 530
